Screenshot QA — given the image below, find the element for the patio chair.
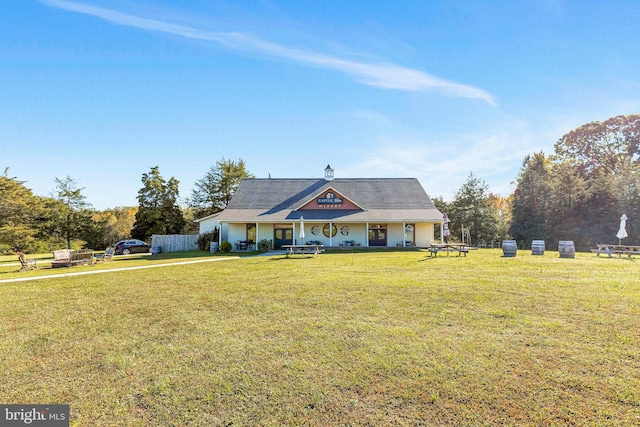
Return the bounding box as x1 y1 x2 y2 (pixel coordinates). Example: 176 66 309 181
94 247 115 263
18 252 38 271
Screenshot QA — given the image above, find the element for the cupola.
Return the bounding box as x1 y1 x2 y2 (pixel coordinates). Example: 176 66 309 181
324 164 334 181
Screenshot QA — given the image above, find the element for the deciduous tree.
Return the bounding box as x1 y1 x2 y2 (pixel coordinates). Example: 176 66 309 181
88 206 138 248
488 192 511 246
554 114 640 176
52 176 93 249
0 170 46 253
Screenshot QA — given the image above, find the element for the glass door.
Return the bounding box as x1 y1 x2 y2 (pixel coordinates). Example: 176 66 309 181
273 226 293 249
368 224 387 246
405 224 415 246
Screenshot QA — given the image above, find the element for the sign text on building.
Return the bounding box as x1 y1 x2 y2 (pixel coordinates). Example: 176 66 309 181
317 192 343 206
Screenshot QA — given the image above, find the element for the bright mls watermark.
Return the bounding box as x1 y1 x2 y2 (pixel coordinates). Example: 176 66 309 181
0 405 69 426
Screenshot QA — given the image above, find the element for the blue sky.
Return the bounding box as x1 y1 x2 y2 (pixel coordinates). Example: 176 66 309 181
2 0 639 210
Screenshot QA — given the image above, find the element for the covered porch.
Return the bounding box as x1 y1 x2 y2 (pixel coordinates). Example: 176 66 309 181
221 219 441 251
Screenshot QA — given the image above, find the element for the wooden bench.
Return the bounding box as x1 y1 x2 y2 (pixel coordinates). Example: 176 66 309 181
51 249 95 268
51 249 72 268
283 244 324 258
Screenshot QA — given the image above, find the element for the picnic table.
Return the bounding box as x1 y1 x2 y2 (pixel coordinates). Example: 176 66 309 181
282 244 324 258
593 244 640 258
427 243 476 257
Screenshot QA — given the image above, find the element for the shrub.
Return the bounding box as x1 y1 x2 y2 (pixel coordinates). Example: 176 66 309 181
258 239 272 252
197 232 215 251
219 241 232 252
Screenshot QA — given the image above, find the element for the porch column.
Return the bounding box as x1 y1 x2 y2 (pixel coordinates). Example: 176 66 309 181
366 222 369 247
402 222 406 247
440 223 444 244
329 222 333 246
256 223 259 249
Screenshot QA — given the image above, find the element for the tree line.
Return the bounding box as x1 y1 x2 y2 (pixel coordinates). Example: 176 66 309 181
2 115 638 254
435 114 640 251
0 159 251 254
510 115 640 250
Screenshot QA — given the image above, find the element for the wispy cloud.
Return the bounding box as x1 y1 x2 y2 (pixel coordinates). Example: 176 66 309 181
41 0 496 105
345 121 540 198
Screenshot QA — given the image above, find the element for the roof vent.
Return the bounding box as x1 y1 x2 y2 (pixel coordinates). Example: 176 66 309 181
324 164 334 181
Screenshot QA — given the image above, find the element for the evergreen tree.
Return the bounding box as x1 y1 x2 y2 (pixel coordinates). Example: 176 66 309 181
610 161 640 245
511 115 640 249
190 158 254 217
450 173 499 246
131 166 185 241
547 163 590 249
510 153 551 248
584 170 619 246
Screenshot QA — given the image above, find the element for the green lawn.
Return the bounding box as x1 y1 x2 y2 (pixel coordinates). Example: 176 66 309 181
0 251 240 279
1 249 638 426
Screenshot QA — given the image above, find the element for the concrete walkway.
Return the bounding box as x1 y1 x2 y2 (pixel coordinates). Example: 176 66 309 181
253 250 287 257
0 249 296 285
0 256 240 284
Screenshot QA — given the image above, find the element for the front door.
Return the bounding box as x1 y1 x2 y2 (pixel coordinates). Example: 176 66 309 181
274 227 293 249
368 224 387 246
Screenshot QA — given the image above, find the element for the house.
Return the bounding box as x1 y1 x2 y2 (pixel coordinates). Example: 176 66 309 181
198 166 445 250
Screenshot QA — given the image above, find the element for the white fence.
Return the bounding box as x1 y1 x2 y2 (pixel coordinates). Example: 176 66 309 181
151 234 199 253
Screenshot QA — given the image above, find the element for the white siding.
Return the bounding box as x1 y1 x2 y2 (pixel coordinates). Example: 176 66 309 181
198 218 220 234
333 223 366 246
226 224 247 246
415 223 435 247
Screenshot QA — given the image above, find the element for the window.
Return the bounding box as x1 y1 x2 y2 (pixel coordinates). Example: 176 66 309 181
246 224 256 242
405 224 415 245
323 223 337 237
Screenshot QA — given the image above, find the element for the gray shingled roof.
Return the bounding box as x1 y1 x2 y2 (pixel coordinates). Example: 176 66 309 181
216 178 443 223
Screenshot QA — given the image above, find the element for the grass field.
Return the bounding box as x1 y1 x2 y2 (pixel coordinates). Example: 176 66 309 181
0 249 638 426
